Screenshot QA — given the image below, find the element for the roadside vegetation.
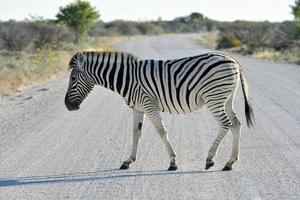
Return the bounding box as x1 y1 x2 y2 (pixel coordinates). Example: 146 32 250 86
215 21 300 64
0 0 110 95
1 0 299 95
214 1 300 64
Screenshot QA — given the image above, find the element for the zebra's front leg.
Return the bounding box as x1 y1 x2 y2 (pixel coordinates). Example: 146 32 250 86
120 109 144 170
144 107 178 171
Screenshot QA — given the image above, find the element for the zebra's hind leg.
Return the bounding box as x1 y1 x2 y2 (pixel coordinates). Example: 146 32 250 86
222 94 241 171
144 105 178 171
205 100 231 170
120 109 144 170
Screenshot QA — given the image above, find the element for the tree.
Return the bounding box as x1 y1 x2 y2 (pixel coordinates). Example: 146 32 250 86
292 0 300 20
190 12 204 22
292 0 300 37
56 0 100 42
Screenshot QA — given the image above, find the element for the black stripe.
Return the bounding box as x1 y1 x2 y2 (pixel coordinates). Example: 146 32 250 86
186 63 206 107
89 52 94 75
169 54 209 65
205 90 232 98
189 60 236 92
166 60 179 113
208 104 224 110
108 53 118 90
175 54 215 112
201 68 237 84
206 97 228 105
150 60 164 111
116 54 124 94
141 61 156 97
179 57 211 111
122 56 130 98
97 53 105 85
85 52 89 71
202 83 235 96
158 60 171 112
126 56 135 105
198 72 238 94
102 53 111 88
131 58 138 105
93 53 100 78
173 57 198 85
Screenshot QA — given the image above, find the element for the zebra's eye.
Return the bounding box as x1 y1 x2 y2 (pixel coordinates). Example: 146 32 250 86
71 75 76 82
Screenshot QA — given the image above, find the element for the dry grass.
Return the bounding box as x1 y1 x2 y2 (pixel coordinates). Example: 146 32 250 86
252 49 281 60
252 47 300 64
0 36 128 95
284 47 300 65
196 32 219 49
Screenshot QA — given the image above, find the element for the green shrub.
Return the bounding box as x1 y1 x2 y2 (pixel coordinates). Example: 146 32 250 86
56 0 100 42
216 33 243 49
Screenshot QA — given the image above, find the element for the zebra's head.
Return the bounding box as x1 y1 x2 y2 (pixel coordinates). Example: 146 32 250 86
65 52 95 111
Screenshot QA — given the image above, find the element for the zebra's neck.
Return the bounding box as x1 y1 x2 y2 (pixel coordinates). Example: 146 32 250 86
84 51 138 98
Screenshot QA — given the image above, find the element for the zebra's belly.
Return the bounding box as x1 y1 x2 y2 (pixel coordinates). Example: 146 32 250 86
157 97 205 114
130 98 204 114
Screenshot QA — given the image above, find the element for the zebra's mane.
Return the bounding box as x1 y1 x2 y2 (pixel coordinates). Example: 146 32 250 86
69 51 138 69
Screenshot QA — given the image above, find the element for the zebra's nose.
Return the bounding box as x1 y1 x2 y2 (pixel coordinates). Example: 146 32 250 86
65 94 80 111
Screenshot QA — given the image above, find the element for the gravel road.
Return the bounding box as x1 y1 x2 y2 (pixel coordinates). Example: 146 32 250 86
0 34 299 200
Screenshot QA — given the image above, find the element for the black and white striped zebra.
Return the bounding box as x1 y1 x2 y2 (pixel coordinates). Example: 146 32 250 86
65 51 254 171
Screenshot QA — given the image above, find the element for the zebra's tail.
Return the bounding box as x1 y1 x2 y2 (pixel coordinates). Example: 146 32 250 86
239 66 254 128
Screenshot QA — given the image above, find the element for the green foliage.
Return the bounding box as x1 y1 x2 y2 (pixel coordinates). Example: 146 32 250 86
190 12 204 22
292 0 300 20
216 33 243 49
292 0 300 37
56 0 100 42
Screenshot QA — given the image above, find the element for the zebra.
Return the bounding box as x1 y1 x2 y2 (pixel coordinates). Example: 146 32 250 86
65 51 254 171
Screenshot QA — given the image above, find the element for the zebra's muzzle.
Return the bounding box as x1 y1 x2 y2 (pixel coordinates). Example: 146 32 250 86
65 95 80 111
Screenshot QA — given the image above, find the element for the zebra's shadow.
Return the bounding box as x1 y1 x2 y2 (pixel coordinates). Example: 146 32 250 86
0 168 221 187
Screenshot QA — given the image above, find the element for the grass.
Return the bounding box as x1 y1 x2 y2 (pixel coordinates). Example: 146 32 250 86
252 47 300 64
0 36 128 95
252 48 281 60
196 32 219 49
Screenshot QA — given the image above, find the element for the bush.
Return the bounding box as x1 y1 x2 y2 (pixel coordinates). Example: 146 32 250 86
216 33 243 49
216 21 300 53
96 20 165 36
28 22 75 49
0 21 75 53
136 22 164 35
88 21 113 36
0 22 32 52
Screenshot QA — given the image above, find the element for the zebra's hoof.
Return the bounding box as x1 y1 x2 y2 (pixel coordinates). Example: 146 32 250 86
119 163 130 170
205 161 214 170
168 164 178 171
221 165 232 171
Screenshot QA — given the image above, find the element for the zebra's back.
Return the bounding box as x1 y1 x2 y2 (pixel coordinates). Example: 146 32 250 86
137 52 241 114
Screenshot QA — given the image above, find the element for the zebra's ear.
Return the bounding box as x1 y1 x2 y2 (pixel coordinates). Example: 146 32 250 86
76 52 85 71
